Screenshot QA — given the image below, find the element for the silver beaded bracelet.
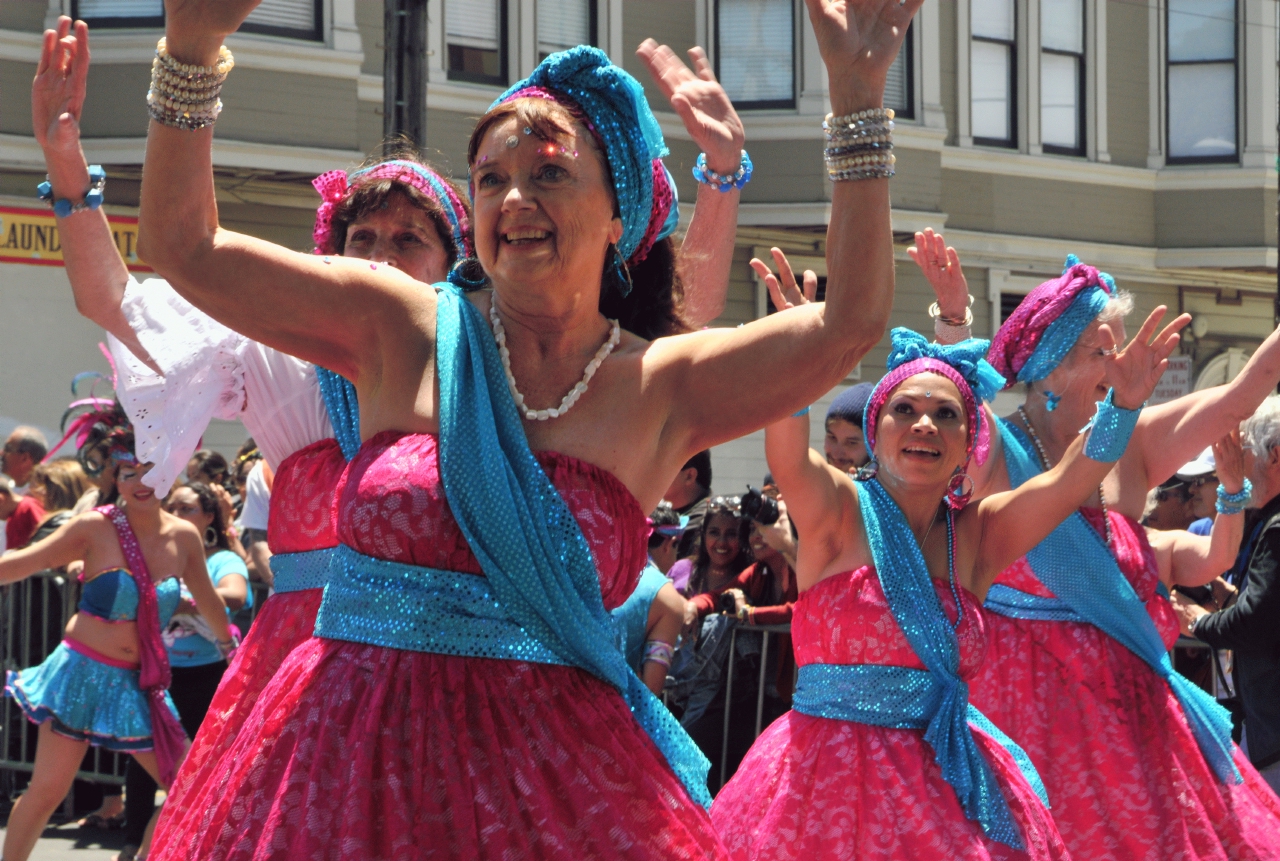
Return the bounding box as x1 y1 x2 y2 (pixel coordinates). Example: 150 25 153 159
823 109 895 181
146 38 235 131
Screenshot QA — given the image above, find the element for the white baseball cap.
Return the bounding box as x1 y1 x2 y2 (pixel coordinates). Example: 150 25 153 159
1175 447 1216 482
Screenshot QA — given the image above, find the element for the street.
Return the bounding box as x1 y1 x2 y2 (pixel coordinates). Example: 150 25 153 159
0 819 129 860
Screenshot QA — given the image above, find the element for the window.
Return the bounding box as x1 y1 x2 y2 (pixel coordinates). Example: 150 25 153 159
885 23 914 119
241 0 322 41
73 0 319 38
538 0 594 59
1040 0 1083 154
1167 0 1237 162
447 0 508 85
716 0 795 110
72 0 164 27
971 0 1016 146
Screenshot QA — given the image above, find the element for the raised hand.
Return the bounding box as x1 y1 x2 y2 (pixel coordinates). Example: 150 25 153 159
636 40 745 175
1101 306 1191 410
803 0 926 110
749 247 818 312
1212 429 1246 496
162 0 262 63
33 17 89 157
907 228 969 318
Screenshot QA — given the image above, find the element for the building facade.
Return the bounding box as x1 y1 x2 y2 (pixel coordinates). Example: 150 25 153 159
0 0 1275 492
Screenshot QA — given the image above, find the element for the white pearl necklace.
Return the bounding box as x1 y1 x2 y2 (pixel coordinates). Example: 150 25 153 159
489 299 620 422
1017 405 1113 548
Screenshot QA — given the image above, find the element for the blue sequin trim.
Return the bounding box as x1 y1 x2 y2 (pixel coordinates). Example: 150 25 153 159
314 545 570 664
1018 287 1110 383
983 584 1085 623
314 367 361 461
1081 388 1141 462
270 548 335 594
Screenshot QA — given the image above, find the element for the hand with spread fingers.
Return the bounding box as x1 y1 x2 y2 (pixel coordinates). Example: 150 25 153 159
908 228 970 321
1101 306 1191 410
32 16 89 158
803 0 927 109
636 40 744 176
749 247 819 313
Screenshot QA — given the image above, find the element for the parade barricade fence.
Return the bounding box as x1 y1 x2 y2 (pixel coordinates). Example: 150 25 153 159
717 621 793 790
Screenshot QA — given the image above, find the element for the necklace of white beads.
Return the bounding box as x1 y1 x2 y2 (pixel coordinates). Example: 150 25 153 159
1018 405 1113 548
489 299 620 422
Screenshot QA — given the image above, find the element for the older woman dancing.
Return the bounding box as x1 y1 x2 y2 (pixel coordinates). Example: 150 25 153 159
910 230 1280 858
133 0 916 857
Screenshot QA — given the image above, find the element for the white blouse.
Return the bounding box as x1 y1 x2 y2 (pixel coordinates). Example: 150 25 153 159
109 276 334 496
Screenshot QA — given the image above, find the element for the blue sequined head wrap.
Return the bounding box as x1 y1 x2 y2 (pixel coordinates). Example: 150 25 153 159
487 47 678 292
864 329 1005 466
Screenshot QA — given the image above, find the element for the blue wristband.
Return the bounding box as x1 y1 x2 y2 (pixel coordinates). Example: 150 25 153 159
792 406 811 418
1216 478 1252 515
692 150 752 192
37 165 106 218
1081 388 1141 462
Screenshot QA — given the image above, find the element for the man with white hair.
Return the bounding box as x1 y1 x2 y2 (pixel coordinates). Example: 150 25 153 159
1176 394 1280 794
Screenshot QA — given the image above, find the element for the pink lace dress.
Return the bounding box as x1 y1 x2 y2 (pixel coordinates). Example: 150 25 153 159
149 431 727 860
712 566 1069 861
970 509 1280 860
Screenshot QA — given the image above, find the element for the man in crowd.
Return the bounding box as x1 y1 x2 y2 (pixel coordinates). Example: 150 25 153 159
1 427 48 552
823 382 873 473
1142 476 1198 531
1175 395 1280 794
664 450 713 560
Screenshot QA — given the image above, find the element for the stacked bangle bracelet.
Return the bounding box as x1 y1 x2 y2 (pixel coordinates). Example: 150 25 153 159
38 165 105 218
1216 479 1252 515
823 108 895 182
692 150 753 191
146 38 235 131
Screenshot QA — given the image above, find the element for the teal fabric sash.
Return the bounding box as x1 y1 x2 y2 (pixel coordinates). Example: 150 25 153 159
431 283 712 807
835 479 1044 850
995 418 1240 783
314 366 361 461
313 545 570 664
269 549 336 595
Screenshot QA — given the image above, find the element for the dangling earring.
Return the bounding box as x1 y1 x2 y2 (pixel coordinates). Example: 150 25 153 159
204 526 218 548
854 457 879 482
1043 388 1061 412
610 243 634 297
946 466 975 510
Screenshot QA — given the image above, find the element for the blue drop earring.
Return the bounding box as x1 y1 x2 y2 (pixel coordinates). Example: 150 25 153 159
1044 389 1061 412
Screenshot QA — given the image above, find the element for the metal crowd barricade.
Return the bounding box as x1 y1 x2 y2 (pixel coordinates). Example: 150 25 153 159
1174 634 1234 701
719 621 793 790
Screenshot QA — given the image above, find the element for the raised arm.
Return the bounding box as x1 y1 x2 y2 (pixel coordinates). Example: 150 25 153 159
971 309 1185 594
635 41 744 327
650 0 922 454
138 0 422 382
34 18 158 371
1129 323 1280 491
0 516 92 586
908 227 972 345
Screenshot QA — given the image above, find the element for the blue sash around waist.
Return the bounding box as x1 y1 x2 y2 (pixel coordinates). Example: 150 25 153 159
314 544 569 665
794 663 1048 816
269 548 336 595
983 584 1084 623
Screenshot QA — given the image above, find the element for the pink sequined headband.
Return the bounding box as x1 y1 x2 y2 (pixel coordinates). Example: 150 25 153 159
312 161 473 258
864 359 991 467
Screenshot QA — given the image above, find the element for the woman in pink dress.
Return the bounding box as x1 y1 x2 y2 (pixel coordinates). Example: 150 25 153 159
33 15 743 842
913 230 1280 858
713 310 1180 858
128 0 915 856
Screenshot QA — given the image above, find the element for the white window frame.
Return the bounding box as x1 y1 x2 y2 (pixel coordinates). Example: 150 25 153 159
69 0 323 41
1165 0 1239 165
1039 0 1085 156
713 0 799 111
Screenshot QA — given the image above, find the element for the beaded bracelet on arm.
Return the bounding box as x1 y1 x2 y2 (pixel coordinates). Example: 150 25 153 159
146 38 235 131
823 108 895 182
1080 388 1142 462
642 639 674 670
692 150 753 191
37 165 105 218
1216 479 1253 515
929 296 974 343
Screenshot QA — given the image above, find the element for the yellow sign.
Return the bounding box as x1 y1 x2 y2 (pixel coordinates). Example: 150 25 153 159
0 206 150 271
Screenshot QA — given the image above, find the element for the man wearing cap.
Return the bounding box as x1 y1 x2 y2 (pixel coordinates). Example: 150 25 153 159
1175 396 1280 794
1177 447 1221 535
823 381 874 473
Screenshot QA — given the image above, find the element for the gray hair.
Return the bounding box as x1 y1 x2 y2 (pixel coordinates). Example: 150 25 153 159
1096 290 1135 325
1242 394 1280 455
7 426 48 462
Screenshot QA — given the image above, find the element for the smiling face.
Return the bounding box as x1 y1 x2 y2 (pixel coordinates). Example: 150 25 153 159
874 373 970 487
114 462 158 510
165 486 213 532
1041 317 1127 417
824 418 868 473
470 107 622 295
702 511 743 571
341 191 453 284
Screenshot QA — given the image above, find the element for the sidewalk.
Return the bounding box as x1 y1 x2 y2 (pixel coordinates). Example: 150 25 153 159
0 820 129 860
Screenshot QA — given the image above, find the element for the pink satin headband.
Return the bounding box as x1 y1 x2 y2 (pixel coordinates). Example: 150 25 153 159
863 359 991 467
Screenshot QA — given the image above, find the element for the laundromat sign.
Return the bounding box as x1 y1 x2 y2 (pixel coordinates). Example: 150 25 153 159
0 206 150 271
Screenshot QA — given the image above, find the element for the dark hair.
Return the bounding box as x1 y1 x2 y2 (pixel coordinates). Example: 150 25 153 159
681 450 713 492
648 501 680 550
234 438 262 483
75 403 133 506
465 98 690 341
174 482 230 551
686 503 752 597
329 146 467 267
188 450 229 486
